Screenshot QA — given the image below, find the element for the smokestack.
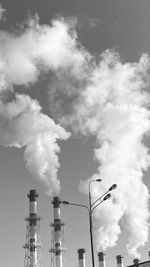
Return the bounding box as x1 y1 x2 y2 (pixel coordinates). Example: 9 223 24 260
78 249 86 267
116 255 124 267
28 190 39 267
133 259 140 266
98 252 106 267
24 189 42 267
49 196 66 267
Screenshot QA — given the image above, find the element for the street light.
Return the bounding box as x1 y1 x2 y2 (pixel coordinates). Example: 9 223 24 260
89 179 102 267
62 180 117 267
91 183 117 208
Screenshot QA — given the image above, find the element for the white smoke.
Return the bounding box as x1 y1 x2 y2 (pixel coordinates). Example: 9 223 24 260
0 13 88 194
0 16 87 91
0 3 150 257
68 51 150 258
0 94 70 194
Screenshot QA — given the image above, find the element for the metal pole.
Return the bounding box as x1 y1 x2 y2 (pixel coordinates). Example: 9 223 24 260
89 182 95 267
62 180 115 267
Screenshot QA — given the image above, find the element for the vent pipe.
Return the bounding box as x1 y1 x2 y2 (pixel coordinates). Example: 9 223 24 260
98 252 106 267
133 259 140 266
116 255 123 267
78 249 86 267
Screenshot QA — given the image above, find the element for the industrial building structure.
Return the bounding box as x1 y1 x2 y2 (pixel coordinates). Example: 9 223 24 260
127 258 150 267
97 253 150 267
76 251 150 267
23 190 150 267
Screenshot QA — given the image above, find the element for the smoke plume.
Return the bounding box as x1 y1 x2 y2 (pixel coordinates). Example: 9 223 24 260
65 51 150 258
0 12 88 194
0 15 87 90
0 94 70 194
0 2 150 257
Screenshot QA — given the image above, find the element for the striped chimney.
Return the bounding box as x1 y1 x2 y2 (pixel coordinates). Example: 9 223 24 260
78 249 86 267
116 255 124 267
98 252 106 267
53 196 63 267
133 259 140 266
28 189 39 267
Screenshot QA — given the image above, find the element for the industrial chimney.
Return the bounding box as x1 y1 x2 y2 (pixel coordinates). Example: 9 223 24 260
116 255 123 267
98 252 106 267
133 259 140 266
24 189 42 267
78 249 86 267
49 196 66 267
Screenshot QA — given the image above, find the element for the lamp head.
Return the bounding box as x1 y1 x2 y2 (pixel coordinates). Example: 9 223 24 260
109 184 117 191
96 179 102 182
103 193 111 201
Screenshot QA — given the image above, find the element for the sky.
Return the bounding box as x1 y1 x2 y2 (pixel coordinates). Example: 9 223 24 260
1 1 150 267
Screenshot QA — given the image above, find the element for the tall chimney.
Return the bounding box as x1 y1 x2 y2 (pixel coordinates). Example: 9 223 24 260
24 190 42 267
133 259 140 266
98 252 106 267
78 249 86 267
49 196 66 267
116 255 123 267
28 190 39 267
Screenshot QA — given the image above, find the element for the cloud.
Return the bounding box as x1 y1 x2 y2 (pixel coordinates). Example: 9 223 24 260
0 15 89 194
0 7 150 256
0 94 70 194
61 51 150 257
0 15 88 92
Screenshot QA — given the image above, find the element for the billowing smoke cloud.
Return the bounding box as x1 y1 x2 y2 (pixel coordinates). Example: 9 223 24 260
0 2 150 257
0 94 70 194
0 15 88 91
0 11 89 194
63 51 150 257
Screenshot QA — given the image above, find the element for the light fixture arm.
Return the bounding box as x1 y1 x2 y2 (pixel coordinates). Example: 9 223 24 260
91 199 104 214
62 180 117 267
91 189 109 208
62 201 90 213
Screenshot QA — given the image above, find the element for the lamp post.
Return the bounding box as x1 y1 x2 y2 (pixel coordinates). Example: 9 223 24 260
62 181 117 267
89 179 102 267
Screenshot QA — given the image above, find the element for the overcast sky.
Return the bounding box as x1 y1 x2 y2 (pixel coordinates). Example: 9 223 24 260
1 1 150 267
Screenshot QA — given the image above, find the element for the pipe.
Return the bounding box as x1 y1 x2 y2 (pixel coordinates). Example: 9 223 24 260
28 189 39 267
98 252 106 267
78 249 86 267
116 255 123 267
